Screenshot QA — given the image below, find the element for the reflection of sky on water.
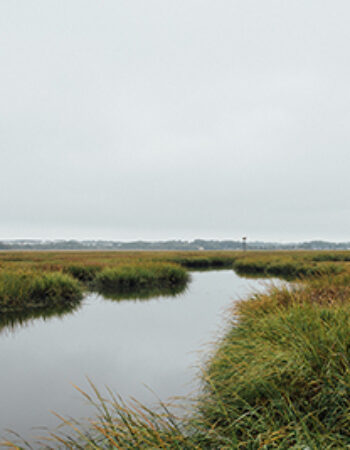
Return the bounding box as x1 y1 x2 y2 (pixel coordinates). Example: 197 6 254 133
0 271 278 441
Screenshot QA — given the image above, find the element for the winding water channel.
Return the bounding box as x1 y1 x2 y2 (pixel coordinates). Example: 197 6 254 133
0 270 277 441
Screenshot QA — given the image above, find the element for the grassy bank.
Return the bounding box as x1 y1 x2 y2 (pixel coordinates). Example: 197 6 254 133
232 253 345 279
198 274 350 448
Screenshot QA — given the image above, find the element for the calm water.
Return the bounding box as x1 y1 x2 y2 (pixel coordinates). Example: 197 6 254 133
0 270 275 441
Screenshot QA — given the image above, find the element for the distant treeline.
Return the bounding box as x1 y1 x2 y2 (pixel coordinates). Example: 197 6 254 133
0 239 349 251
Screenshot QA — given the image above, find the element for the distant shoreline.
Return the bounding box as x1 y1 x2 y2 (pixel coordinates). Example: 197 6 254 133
0 239 349 251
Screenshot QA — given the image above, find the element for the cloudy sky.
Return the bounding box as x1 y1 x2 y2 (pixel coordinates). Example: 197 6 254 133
1 1 349 242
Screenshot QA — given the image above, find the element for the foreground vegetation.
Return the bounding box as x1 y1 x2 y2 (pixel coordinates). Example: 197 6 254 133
199 274 350 448
2 250 350 448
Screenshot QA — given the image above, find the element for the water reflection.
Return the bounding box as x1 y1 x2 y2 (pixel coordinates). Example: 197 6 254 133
0 281 188 334
0 302 82 335
98 281 188 301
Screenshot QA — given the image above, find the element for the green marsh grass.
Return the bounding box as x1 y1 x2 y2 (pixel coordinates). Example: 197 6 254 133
63 264 103 283
233 254 345 279
0 271 83 312
94 263 189 295
169 255 237 269
3 251 350 447
0 250 237 308
311 252 350 262
197 275 350 448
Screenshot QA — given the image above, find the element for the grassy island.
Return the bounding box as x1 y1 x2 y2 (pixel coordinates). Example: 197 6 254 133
94 263 189 295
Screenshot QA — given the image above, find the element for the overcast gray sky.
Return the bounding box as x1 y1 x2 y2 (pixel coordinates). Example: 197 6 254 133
1 1 349 242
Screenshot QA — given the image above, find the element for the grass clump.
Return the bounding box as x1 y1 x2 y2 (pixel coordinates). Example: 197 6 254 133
95 263 189 295
63 264 103 283
0 271 83 312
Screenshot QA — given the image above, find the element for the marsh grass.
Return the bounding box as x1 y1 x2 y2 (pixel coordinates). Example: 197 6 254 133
169 255 237 269
0 252 201 312
233 255 344 279
0 271 83 312
3 251 350 448
311 252 350 262
94 263 189 295
63 264 103 284
1 381 203 449
196 274 350 448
